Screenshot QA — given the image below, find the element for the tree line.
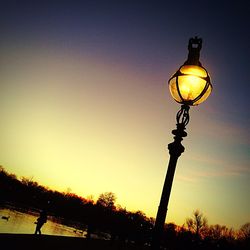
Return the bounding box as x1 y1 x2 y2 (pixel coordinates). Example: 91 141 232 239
0 166 249 249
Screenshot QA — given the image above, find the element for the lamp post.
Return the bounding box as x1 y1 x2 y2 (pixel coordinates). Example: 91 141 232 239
151 37 212 250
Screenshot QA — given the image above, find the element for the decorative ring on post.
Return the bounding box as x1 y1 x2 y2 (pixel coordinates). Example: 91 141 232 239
176 105 190 126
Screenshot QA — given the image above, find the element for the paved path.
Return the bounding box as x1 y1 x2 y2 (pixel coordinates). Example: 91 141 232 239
0 233 149 250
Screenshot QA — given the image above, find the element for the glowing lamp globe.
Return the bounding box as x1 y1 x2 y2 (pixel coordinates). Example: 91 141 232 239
168 37 212 106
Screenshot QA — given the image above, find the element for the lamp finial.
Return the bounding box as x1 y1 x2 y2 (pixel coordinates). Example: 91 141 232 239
185 36 202 66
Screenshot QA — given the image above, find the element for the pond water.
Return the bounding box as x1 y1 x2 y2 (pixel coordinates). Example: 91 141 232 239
0 207 87 237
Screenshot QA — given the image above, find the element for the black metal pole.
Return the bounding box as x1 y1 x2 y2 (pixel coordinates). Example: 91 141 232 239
151 105 190 250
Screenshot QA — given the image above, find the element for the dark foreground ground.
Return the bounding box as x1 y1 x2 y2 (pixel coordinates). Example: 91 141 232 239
0 233 150 250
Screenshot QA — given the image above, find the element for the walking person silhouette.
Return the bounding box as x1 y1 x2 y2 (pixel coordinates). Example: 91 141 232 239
34 210 47 235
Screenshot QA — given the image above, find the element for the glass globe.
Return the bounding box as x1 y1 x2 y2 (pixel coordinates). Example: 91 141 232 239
168 64 212 106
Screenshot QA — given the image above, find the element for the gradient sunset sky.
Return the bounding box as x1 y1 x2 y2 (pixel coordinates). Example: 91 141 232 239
0 0 249 230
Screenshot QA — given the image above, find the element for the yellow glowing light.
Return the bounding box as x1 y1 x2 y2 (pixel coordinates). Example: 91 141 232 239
168 65 212 105
178 75 207 100
180 65 207 77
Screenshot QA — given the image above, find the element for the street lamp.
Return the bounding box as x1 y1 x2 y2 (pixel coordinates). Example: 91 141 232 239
151 37 212 250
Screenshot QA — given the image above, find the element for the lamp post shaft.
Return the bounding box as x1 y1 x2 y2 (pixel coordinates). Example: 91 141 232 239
151 37 211 250
151 105 189 250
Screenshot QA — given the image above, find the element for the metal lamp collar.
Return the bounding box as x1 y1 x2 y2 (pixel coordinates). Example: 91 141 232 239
176 104 190 127
184 36 202 66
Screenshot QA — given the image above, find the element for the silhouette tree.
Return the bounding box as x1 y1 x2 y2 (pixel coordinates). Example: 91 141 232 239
161 223 178 249
207 224 235 241
127 210 152 245
186 209 208 239
238 222 250 249
239 222 250 240
97 192 116 210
